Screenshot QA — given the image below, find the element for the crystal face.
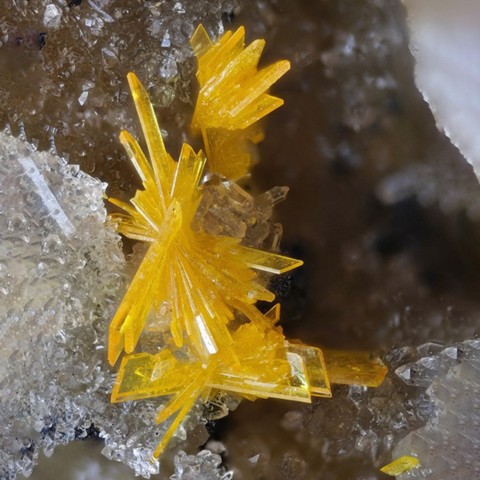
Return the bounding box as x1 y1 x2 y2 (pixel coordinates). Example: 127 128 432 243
0 129 123 380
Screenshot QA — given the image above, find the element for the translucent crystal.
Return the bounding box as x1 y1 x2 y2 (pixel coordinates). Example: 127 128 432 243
172 450 233 480
0 130 121 380
394 341 476 388
392 339 480 479
323 349 388 388
43 4 62 29
193 176 285 249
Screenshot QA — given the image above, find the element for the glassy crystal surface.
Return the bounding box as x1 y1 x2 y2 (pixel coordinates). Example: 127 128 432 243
380 455 420 476
172 450 233 480
393 340 480 479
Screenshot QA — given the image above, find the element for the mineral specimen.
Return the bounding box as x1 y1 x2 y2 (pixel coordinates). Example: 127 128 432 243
107 67 334 459
107 70 303 364
107 26 391 462
4 2 477 478
0 129 129 477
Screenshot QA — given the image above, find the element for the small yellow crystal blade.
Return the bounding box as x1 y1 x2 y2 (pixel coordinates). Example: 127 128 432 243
231 94 285 129
170 144 206 219
127 72 174 205
152 378 205 459
190 24 213 59
210 39 266 107
234 245 304 274
208 354 311 403
172 252 237 359
323 349 388 388
108 213 156 243
206 323 312 403
380 456 420 476
108 197 143 221
108 197 157 242
129 186 164 234
191 27 290 178
155 363 214 424
130 195 161 234
119 130 154 184
197 27 245 87
227 60 290 118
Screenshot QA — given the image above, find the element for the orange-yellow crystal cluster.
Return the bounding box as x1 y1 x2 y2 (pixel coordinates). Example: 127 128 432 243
108 73 302 366
108 26 387 460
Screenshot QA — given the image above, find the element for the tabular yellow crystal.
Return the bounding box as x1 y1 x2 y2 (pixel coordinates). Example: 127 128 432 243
108 72 303 367
323 349 388 387
380 456 420 476
190 25 290 179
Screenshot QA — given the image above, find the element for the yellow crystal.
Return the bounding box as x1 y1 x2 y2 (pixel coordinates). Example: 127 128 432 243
108 71 303 366
323 349 388 387
190 24 290 179
380 455 420 476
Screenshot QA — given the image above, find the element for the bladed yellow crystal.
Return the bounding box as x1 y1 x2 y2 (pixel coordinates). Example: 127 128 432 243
323 349 388 388
190 24 290 179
